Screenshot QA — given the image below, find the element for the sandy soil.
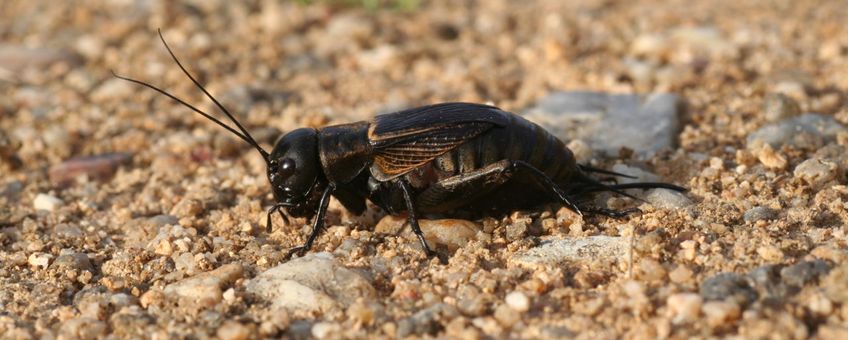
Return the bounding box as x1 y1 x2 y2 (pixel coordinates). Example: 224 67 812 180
1 0 847 338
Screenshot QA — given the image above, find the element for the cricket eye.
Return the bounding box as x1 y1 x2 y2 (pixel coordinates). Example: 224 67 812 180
279 158 296 179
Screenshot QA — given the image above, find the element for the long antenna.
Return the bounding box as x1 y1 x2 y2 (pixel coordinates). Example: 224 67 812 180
112 29 270 161
112 72 253 144
155 29 268 160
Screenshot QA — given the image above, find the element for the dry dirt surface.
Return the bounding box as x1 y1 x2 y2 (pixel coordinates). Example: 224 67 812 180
2 0 848 339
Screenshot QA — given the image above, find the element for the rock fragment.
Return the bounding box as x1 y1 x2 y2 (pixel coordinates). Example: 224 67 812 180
822 263 848 304
794 158 838 189
163 263 244 308
245 253 375 314
701 301 741 327
756 144 787 169
27 253 53 269
667 293 702 323
48 152 132 188
645 188 691 209
505 291 530 312
511 236 629 268
217 321 252 340
700 273 758 307
50 253 93 272
743 206 778 223
375 216 479 251
524 91 682 157
763 93 801 122
747 114 847 150
33 193 62 211
780 260 831 288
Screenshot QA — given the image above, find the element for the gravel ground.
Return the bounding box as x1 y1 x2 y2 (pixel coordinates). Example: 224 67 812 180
2 0 848 338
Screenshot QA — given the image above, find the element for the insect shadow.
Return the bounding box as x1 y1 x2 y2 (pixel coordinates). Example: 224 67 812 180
115 29 687 261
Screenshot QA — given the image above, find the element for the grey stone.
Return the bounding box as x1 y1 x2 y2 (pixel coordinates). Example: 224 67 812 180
611 164 661 183
245 252 375 314
780 260 831 288
50 253 93 272
55 224 84 238
794 158 839 188
147 214 179 229
700 273 758 306
511 236 629 268
763 93 801 122
523 91 682 157
1 181 23 200
397 304 446 337
746 114 847 149
645 188 692 209
743 207 778 223
748 264 789 298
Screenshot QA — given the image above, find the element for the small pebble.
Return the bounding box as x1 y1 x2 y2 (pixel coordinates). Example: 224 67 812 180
794 158 838 189
701 301 741 327
49 152 132 188
637 258 667 282
780 260 831 288
311 322 341 339
347 302 376 326
757 245 784 261
493 304 521 327
743 206 777 223
222 288 236 303
646 189 692 209
747 114 847 149
823 263 848 304
700 273 758 306
505 291 530 312
217 321 251 340
7 252 27 266
505 220 528 241
667 293 702 323
669 265 694 284
246 253 376 313
756 144 787 169
163 264 245 308
59 317 107 339
50 253 93 272
763 93 800 122
28 253 53 269
807 293 833 315
139 290 164 309
511 236 629 268
33 193 62 211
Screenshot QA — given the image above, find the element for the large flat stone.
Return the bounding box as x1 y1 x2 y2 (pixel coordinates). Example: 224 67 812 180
523 91 682 157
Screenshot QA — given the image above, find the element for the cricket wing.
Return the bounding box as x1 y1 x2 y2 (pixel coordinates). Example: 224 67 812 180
368 102 508 180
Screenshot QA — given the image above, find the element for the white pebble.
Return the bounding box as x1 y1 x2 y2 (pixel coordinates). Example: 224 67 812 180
505 291 530 312
223 288 236 303
34 193 62 211
28 253 53 269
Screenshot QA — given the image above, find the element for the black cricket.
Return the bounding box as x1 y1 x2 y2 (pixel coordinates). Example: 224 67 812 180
115 31 686 259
